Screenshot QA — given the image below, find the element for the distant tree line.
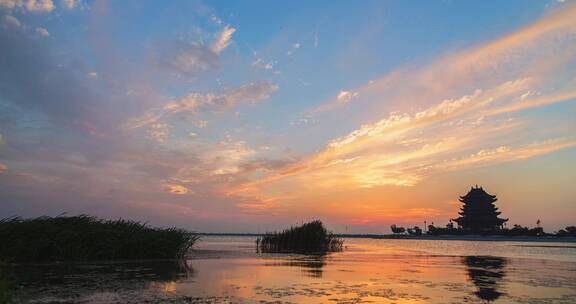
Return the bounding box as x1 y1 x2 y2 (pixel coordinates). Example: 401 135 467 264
390 223 576 237
556 226 576 237
390 224 422 235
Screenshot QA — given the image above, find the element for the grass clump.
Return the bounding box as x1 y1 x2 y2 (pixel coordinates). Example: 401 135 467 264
0 215 199 263
257 220 343 253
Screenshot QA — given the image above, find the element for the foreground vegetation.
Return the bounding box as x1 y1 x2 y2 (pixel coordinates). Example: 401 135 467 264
0 262 11 304
257 220 343 253
0 215 199 262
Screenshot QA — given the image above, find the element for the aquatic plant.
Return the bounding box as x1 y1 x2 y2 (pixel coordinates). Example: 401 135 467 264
257 220 343 253
0 215 199 262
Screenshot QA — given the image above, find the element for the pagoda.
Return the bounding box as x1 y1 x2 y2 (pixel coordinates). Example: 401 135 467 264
453 186 508 233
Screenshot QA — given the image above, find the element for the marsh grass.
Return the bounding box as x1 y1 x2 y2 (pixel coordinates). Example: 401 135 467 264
257 220 343 253
0 215 199 262
0 261 11 304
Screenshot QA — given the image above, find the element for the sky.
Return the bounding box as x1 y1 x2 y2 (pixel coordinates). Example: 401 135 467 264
0 0 575 233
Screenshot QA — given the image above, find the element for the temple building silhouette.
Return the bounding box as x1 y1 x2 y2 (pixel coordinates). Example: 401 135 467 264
463 256 508 302
453 186 508 233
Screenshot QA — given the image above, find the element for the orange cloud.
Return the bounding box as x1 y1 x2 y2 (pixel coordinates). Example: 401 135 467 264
161 182 189 195
231 4 576 207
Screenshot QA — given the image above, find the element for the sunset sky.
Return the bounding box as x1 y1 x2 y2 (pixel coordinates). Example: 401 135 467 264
1 0 575 233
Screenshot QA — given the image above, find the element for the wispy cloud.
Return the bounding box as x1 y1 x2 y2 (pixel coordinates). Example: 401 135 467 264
2 14 21 27
313 25 319 48
286 42 300 56
60 0 76 10
233 5 576 202
35 26 48 37
123 81 278 130
1 1 575 231
336 90 358 103
1 0 55 13
307 4 576 116
236 194 287 214
211 25 236 54
156 40 220 78
161 181 189 195
252 57 275 70
26 0 54 12
154 25 237 79
435 139 576 172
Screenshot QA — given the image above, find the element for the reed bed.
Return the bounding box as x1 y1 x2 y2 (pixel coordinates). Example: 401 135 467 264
0 261 10 303
0 215 199 262
257 220 343 253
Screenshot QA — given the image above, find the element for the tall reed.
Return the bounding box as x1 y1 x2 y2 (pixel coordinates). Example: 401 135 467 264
0 261 11 303
257 220 343 253
0 215 199 262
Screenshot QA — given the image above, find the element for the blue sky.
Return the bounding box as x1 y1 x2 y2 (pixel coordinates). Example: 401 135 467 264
1 0 575 233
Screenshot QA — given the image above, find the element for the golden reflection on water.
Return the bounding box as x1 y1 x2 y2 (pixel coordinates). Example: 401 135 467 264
8 238 576 303
145 253 573 303
160 281 177 293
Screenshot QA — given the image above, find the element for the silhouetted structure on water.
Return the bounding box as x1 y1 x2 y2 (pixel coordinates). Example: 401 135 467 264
463 256 507 302
453 186 508 233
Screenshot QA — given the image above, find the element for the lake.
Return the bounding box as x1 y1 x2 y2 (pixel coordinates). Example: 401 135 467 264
7 236 576 303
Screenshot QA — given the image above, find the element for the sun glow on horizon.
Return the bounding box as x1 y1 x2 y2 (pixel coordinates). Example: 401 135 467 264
0 1 575 233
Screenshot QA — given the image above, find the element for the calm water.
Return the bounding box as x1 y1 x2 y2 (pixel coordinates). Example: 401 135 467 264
8 237 576 303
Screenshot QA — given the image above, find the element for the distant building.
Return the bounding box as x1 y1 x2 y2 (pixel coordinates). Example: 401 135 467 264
453 186 508 233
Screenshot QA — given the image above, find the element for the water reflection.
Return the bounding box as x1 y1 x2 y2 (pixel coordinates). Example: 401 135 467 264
264 254 327 278
9 260 194 302
463 256 508 302
6 238 576 304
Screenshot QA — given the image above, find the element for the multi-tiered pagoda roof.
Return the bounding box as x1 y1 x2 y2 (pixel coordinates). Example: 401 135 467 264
453 186 508 233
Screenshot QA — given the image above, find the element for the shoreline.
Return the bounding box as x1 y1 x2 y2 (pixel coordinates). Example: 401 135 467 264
351 234 576 243
198 233 576 243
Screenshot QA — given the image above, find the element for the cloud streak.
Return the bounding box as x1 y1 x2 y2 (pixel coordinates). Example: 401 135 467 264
308 4 576 116
1 2 575 232
123 81 278 130
211 25 236 54
232 5 576 203
0 0 54 13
